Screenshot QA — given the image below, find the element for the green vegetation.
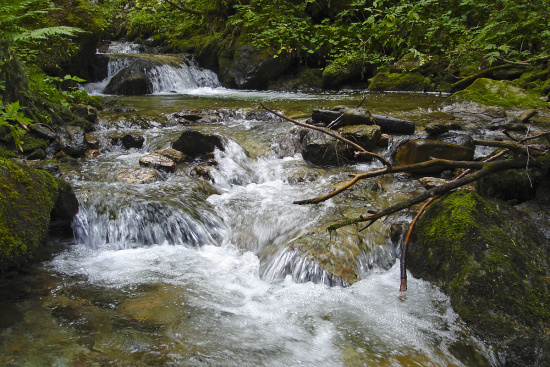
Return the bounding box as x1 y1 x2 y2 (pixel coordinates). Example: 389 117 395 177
98 0 549 83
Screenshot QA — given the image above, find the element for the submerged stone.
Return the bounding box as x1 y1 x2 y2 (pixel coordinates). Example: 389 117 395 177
115 167 161 184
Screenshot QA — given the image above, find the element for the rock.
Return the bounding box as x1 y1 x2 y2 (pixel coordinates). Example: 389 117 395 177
409 191 550 367
115 167 161 184
112 134 144 149
29 124 56 141
152 148 187 163
338 124 381 152
430 131 474 148
104 67 153 95
85 149 100 158
0 158 62 269
488 117 527 131
518 109 538 123
341 108 374 126
85 133 99 149
322 56 370 89
418 176 450 189
218 43 292 89
390 52 424 72
70 104 99 123
367 71 432 92
425 122 451 135
301 129 351 166
371 114 416 134
57 125 87 158
172 129 224 156
139 153 176 172
191 165 214 182
49 179 79 235
476 166 545 204
393 139 474 173
447 78 548 109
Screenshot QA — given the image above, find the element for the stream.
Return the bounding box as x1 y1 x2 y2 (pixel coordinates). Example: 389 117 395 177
0 52 501 366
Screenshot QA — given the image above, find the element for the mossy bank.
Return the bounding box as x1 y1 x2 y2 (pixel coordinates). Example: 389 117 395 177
0 157 77 270
409 190 550 367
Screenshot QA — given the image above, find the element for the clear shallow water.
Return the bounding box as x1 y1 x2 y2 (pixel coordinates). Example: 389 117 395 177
0 90 498 366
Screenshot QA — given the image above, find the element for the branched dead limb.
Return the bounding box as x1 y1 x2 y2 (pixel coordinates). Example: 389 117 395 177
326 157 536 232
294 158 507 205
398 148 510 292
260 102 392 167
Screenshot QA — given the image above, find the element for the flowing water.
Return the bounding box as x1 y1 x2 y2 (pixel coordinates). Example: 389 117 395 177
0 58 501 366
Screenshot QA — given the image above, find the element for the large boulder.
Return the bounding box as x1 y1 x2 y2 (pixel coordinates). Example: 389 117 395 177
300 129 352 166
447 78 548 109
172 129 224 157
218 43 292 90
409 190 550 367
103 67 153 95
337 124 381 152
0 158 77 269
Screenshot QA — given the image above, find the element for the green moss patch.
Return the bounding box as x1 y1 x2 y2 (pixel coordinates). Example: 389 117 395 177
448 78 548 109
367 71 432 92
0 158 60 270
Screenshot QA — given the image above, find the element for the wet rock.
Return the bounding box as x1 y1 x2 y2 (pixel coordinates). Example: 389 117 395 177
29 124 56 141
85 133 99 149
425 121 451 135
341 108 374 126
418 177 450 189
152 148 187 163
338 124 381 152
191 165 214 182
430 131 474 149
409 190 550 367
85 149 100 158
196 115 222 124
57 125 87 158
172 129 224 156
139 153 176 172
49 179 79 235
488 117 527 132
519 109 538 123
70 104 99 123
301 129 352 166
115 167 161 184
104 67 153 95
112 134 145 149
393 139 474 173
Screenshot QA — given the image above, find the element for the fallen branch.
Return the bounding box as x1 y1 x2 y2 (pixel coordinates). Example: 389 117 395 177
260 102 392 167
326 157 535 232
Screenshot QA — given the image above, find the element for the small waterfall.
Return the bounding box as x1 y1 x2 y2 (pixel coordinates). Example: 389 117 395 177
84 53 221 95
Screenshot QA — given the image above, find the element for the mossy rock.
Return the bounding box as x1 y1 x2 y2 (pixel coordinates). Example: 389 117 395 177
409 190 550 366
368 71 432 92
322 56 371 89
447 78 548 109
0 158 59 269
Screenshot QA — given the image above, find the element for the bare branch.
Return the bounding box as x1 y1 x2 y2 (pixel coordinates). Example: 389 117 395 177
260 102 392 167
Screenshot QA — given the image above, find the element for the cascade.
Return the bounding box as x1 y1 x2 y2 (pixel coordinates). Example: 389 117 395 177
0 43 499 364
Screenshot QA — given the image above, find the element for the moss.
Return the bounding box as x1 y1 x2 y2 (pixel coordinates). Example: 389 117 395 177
409 190 550 364
0 157 60 270
448 78 548 109
367 71 432 92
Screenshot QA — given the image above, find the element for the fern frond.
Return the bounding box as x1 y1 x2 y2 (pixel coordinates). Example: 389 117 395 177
13 26 83 41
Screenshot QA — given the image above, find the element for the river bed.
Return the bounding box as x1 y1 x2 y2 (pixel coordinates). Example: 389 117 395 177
0 89 501 366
